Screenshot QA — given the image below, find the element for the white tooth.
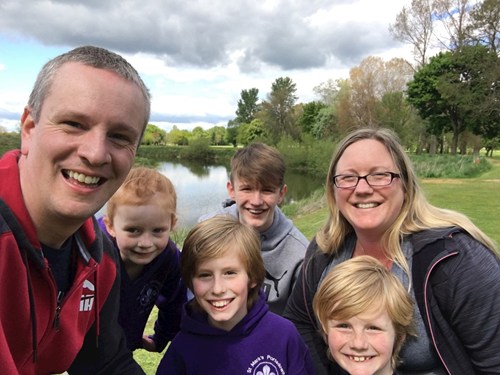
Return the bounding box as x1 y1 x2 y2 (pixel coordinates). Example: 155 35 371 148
212 300 229 307
357 203 377 209
68 171 99 185
352 356 367 362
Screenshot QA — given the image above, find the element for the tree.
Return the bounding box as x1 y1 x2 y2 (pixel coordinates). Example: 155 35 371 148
259 77 299 144
191 126 207 140
390 0 434 67
167 125 189 145
312 106 338 140
467 0 500 53
297 101 327 135
235 88 260 124
142 124 167 145
225 119 239 147
375 91 424 149
237 119 267 145
407 45 499 154
348 56 414 128
208 126 227 146
313 79 341 105
433 0 473 50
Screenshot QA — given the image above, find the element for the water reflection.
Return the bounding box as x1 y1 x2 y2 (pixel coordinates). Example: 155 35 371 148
96 160 324 230
157 162 230 229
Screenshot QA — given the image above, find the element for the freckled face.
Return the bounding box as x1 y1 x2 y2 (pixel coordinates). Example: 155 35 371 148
227 177 286 232
19 62 146 231
334 139 405 238
327 309 397 375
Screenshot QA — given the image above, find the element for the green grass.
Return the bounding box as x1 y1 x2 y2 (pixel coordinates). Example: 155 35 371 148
134 156 500 374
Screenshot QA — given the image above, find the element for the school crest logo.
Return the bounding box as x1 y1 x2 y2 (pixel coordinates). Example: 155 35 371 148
247 355 285 375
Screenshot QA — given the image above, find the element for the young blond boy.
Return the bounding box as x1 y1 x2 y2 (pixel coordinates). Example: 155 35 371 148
313 256 416 375
157 215 315 374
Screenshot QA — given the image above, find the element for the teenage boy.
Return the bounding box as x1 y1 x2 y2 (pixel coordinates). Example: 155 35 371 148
199 142 308 315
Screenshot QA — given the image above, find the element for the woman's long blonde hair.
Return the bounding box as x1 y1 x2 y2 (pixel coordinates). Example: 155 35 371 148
317 127 497 275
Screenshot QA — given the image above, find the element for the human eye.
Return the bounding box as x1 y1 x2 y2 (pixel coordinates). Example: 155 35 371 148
367 172 392 186
153 227 168 235
262 187 277 194
63 120 83 128
224 269 238 276
335 175 357 187
371 172 390 180
367 325 382 331
124 227 140 235
196 272 212 279
109 132 134 147
330 320 350 330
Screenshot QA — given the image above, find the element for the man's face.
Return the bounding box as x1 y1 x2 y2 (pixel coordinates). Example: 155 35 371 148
227 177 286 232
19 62 147 245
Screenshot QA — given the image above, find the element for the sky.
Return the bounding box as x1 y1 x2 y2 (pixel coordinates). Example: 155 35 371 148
0 0 414 133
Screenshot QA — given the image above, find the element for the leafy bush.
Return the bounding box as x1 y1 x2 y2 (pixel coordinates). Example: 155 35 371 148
180 137 215 161
410 154 491 178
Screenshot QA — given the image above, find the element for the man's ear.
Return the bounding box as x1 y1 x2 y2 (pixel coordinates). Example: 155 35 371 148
20 107 36 156
227 180 235 199
278 184 288 204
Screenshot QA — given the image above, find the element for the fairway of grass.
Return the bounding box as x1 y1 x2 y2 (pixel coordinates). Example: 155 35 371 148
134 156 500 374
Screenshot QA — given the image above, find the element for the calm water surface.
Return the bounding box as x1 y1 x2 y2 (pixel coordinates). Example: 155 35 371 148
97 160 323 230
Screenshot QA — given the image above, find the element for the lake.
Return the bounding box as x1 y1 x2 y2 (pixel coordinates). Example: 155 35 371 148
97 160 324 230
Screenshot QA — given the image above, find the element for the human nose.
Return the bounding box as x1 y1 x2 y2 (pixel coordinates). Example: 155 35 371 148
249 191 263 205
137 233 153 248
354 176 373 192
349 330 369 350
78 129 112 166
212 275 226 295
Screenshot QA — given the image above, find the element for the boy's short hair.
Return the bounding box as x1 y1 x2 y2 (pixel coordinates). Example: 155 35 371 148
313 255 416 369
181 215 265 309
105 167 177 226
230 143 285 189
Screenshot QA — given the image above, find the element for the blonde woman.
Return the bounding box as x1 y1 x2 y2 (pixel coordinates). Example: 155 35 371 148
284 127 500 374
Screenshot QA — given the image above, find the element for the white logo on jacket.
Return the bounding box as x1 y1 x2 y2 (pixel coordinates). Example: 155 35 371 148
80 279 95 312
247 355 284 375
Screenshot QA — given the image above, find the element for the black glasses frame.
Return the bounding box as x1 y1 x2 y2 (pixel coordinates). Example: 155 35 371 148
333 172 401 189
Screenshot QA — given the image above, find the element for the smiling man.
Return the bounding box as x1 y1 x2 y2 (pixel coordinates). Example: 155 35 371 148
0 46 150 374
199 142 308 315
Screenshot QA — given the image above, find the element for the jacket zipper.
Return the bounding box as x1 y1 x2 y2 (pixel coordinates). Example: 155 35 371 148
53 291 64 331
